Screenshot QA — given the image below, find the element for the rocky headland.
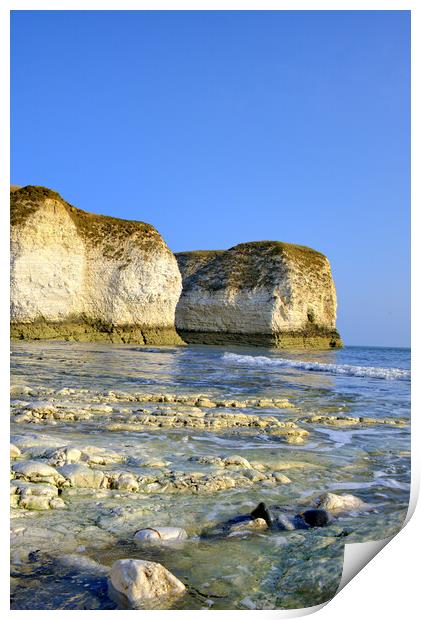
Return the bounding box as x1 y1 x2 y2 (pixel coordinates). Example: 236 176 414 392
11 186 183 345
11 186 342 349
175 242 342 348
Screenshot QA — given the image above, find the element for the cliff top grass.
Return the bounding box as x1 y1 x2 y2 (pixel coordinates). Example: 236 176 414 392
177 240 326 262
176 240 329 291
10 185 167 257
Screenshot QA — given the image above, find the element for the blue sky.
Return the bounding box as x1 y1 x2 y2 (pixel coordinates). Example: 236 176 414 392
11 10 410 347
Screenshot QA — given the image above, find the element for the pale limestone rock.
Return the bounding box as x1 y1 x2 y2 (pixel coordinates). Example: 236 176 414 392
223 455 252 469
175 241 341 348
10 385 32 397
19 495 51 510
113 473 139 492
285 435 305 445
80 446 123 465
241 470 266 484
229 518 268 535
303 414 408 428
195 397 216 408
140 460 170 468
58 463 106 488
109 559 186 605
12 460 63 485
11 479 62 510
314 492 365 512
272 473 292 484
11 480 58 499
10 444 21 459
134 527 188 543
49 498 67 509
11 186 183 345
46 446 82 466
14 413 32 424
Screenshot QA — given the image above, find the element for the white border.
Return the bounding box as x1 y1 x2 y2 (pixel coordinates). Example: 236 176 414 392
1 2 417 618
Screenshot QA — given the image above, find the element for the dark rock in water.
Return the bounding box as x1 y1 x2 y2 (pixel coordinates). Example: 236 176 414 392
301 509 331 527
275 514 297 531
250 502 272 526
210 503 332 538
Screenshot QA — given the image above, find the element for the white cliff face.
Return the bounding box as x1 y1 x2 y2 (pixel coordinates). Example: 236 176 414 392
11 186 183 344
11 198 86 322
175 242 341 348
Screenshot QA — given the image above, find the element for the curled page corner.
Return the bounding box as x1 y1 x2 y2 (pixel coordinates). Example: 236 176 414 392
337 481 419 595
337 535 393 593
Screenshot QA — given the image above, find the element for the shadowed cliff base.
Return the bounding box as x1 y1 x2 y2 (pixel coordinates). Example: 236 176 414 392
11 319 185 346
177 326 342 349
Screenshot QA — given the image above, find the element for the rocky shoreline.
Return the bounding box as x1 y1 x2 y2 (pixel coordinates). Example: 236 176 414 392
10 351 409 610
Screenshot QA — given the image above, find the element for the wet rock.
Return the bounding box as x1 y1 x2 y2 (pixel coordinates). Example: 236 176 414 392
12 460 64 485
10 385 32 397
248 461 266 471
14 413 32 424
303 414 409 428
255 398 275 408
223 455 252 469
134 527 188 543
249 501 332 531
141 460 170 468
49 497 66 509
243 469 267 482
10 480 66 510
106 410 307 437
285 435 305 445
275 514 297 531
301 509 332 527
10 444 21 459
109 559 186 605
80 446 124 465
114 473 139 492
11 480 58 499
314 492 365 512
45 446 82 466
87 404 113 414
189 456 224 467
195 398 216 408
228 518 268 535
11 433 64 450
272 473 291 484
250 502 272 526
58 464 106 488
19 495 51 510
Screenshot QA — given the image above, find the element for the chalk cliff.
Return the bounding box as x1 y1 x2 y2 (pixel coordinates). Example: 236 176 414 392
10 186 183 344
175 241 342 348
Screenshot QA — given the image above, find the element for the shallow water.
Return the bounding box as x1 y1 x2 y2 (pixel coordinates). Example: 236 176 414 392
10 343 410 610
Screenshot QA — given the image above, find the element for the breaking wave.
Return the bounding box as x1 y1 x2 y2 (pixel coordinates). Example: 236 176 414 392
222 353 410 381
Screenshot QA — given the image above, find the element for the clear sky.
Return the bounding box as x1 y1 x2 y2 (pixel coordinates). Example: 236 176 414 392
11 10 410 347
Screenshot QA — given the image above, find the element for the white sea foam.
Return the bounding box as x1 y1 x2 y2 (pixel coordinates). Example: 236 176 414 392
222 352 410 381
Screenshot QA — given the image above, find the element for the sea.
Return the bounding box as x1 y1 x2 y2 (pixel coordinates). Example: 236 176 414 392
10 342 411 610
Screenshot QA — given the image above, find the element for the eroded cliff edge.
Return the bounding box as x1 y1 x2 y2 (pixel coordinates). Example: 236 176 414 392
11 186 183 344
175 241 342 348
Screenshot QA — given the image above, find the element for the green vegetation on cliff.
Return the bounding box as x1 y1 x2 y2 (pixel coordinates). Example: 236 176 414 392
11 185 166 259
